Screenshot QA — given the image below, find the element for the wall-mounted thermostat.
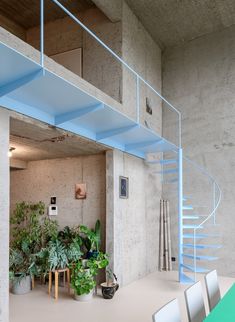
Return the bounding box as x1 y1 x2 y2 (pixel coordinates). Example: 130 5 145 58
48 205 58 216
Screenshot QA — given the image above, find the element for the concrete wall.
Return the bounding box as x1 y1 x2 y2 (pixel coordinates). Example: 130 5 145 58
162 25 235 277
0 108 10 322
26 3 162 132
26 7 122 104
106 150 161 286
122 2 162 133
2 1 164 288
10 154 106 244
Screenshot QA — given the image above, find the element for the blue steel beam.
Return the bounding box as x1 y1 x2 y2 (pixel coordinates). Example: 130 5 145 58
54 103 104 125
125 139 163 152
0 69 44 97
96 124 138 141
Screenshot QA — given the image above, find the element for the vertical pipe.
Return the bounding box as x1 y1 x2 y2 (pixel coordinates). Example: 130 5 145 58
167 200 172 270
40 0 44 68
179 113 182 148
164 201 168 271
193 229 196 282
136 75 140 124
213 181 216 225
159 200 163 271
178 148 183 282
0 109 10 322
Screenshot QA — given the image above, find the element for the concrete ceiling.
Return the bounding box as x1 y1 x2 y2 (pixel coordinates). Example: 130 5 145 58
10 116 106 162
0 0 94 29
125 0 235 48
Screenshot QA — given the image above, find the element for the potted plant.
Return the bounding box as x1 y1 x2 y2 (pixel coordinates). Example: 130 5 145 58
101 268 119 299
9 246 38 295
10 201 45 294
79 220 101 259
86 252 109 276
71 253 109 301
58 226 83 264
38 235 83 275
71 260 96 301
38 239 68 272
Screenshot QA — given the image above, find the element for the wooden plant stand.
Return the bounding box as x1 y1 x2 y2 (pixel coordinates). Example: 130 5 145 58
48 268 70 300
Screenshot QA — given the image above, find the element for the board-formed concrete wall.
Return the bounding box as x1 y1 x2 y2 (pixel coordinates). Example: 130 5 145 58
10 154 106 243
26 7 123 104
26 2 162 134
106 150 161 286
162 24 235 277
122 2 162 133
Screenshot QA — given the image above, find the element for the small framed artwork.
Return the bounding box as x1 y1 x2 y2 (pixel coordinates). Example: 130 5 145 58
75 183 87 200
119 176 129 199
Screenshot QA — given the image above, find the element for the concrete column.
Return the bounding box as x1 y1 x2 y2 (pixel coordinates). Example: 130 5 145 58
106 150 123 286
0 108 10 322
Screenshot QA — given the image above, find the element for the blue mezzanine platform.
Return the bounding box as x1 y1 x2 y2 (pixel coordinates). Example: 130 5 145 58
0 42 178 159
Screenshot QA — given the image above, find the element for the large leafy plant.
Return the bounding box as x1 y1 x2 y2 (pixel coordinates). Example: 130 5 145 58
11 201 45 252
87 252 109 276
38 239 68 271
79 220 101 253
71 261 96 296
38 234 83 273
71 253 109 296
41 217 59 246
10 202 45 280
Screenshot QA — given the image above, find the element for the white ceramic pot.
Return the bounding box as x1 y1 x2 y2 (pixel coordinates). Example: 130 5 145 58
74 290 93 302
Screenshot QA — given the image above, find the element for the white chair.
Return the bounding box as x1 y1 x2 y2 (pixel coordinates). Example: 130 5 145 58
204 270 221 311
152 298 182 322
184 281 206 322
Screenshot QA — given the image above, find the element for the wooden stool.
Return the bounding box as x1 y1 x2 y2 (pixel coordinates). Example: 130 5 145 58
48 268 70 300
31 275 35 289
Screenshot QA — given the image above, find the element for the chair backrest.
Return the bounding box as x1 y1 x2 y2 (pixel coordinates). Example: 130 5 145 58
205 270 221 311
152 298 181 322
184 281 206 322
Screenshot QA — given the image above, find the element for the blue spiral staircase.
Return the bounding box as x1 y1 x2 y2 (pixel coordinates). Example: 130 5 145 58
0 0 221 283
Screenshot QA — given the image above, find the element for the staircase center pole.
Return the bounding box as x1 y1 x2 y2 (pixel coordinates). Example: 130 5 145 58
178 148 183 282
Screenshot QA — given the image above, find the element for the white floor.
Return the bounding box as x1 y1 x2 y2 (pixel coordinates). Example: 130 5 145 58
10 271 234 322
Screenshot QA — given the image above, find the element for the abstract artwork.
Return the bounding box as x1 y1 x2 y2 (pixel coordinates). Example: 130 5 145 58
75 183 87 199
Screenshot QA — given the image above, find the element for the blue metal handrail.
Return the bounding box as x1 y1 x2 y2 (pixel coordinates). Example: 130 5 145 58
183 156 221 281
40 0 182 147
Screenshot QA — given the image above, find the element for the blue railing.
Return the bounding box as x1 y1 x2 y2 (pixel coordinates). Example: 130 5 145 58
182 155 221 282
40 0 182 147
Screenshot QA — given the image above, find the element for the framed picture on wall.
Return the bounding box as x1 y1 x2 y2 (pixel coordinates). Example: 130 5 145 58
119 176 129 199
75 183 87 200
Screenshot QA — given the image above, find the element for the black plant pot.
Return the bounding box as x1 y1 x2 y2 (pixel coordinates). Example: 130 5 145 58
101 282 119 299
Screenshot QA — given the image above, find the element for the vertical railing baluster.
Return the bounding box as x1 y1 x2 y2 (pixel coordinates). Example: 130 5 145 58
213 181 216 225
136 75 140 124
40 0 44 68
178 148 183 282
193 229 196 282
